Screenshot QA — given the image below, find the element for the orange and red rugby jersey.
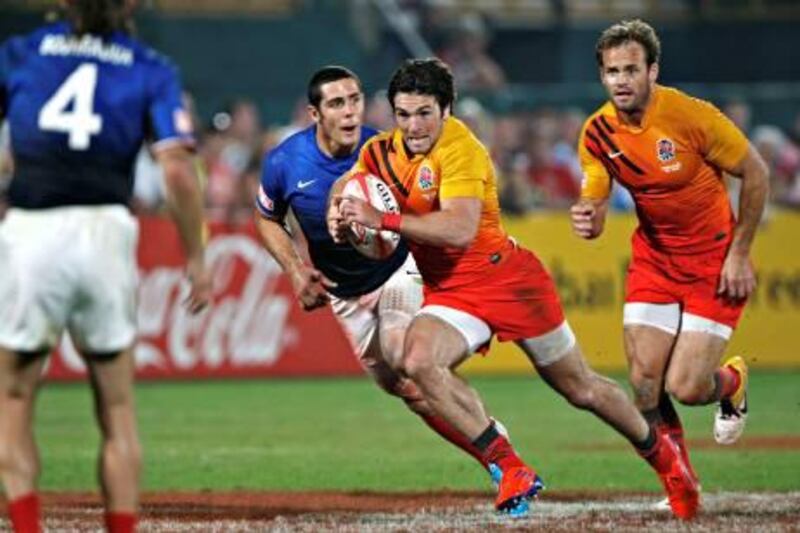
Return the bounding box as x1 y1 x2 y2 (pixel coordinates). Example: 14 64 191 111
351 117 510 289
579 85 749 254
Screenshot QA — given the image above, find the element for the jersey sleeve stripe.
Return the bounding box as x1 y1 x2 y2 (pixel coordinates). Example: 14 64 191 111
585 131 620 175
591 119 645 175
598 115 615 134
378 139 410 198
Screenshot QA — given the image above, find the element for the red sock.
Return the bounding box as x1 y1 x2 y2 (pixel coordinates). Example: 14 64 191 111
105 511 136 533
421 414 489 469
8 493 40 533
482 435 525 472
717 366 741 400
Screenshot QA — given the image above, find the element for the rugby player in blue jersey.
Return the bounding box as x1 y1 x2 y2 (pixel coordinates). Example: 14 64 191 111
255 66 506 480
0 2 211 531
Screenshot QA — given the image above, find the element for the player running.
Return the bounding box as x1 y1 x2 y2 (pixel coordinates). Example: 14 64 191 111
254 66 507 490
570 19 768 502
0 1 211 532
334 58 699 519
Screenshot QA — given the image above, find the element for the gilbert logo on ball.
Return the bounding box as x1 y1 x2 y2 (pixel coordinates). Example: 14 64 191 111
342 172 401 260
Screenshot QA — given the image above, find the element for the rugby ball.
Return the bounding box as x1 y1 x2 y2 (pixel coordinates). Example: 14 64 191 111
342 172 401 260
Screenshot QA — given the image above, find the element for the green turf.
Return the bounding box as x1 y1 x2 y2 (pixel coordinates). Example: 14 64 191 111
33 371 800 493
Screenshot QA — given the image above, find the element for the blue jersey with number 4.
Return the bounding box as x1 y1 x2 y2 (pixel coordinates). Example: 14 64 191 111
0 22 193 208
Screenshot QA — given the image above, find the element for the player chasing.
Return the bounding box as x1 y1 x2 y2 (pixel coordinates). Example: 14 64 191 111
253 66 511 497
570 19 768 505
331 58 699 519
0 1 212 532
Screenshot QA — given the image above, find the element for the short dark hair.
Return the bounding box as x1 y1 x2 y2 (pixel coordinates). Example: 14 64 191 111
64 0 131 36
595 19 661 67
387 58 456 113
307 66 361 108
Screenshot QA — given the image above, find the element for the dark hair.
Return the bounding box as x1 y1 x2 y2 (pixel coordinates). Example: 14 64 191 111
63 0 131 36
595 19 661 67
387 58 456 113
307 66 361 108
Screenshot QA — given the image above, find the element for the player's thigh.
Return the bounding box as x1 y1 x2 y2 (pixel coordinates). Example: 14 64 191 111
83 348 137 411
0 348 48 401
0 209 74 352
377 255 423 367
518 323 592 398
666 323 729 393
623 301 680 380
330 289 381 361
405 309 481 372
68 207 139 354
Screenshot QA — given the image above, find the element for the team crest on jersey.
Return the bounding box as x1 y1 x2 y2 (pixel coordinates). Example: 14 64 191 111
258 185 274 212
418 166 435 190
656 138 676 162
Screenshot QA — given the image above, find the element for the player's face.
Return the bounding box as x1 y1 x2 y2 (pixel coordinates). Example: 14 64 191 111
311 78 364 153
393 93 450 155
600 41 658 116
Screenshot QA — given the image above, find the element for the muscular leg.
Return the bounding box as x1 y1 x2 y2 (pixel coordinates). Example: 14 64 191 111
83 347 141 517
521 340 650 444
0 348 46 497
358 314 490 468
0 348 47 533
624 325 675 414
665 331 731 405
400 315 490 439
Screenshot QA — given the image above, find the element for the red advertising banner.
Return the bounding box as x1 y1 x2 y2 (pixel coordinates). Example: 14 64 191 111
45 217 362 381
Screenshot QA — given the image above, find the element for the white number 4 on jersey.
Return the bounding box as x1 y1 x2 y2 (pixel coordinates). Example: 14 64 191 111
38 63 103 150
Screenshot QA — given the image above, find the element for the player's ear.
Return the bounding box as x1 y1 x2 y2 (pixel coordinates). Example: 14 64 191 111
307 104 321 124
648 62 659 84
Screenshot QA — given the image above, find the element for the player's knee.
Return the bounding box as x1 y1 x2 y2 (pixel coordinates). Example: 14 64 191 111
400 344 436 383
664 376 707 405
105 434 143 475
562 381 597 411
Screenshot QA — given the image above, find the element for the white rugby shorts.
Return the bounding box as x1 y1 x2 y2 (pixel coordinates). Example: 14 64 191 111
330 254 422 357
0 205 139 354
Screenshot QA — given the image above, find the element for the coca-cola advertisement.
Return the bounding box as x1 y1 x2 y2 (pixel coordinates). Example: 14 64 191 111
46 217 362 381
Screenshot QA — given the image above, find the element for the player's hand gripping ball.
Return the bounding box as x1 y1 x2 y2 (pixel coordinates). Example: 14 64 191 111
342 172 401 260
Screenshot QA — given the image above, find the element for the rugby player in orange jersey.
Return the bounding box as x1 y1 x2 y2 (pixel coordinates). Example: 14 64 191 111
571 19 769 504
331 58 698 519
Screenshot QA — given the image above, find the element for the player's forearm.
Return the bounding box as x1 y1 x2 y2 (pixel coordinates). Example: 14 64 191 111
396 209 478 249
731 147 769 256
162 155 206 265
254 213 307 276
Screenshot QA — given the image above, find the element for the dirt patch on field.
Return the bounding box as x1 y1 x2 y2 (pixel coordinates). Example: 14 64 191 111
571 435 800 452
2 490 799 532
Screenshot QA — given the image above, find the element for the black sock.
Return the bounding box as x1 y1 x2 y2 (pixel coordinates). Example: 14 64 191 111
710 371 724 403
641 407 662 427
634 426 658 452
658 392 681 428
472 422 500 451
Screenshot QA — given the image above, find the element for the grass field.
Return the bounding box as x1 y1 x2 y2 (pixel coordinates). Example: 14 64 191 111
33 371 800 494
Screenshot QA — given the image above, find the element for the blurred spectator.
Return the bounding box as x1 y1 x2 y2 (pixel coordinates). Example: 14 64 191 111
752 125 800 208
365 90 395 132
438 13 507 92
456 97 493 144
204 98 263 223
723 99 752 135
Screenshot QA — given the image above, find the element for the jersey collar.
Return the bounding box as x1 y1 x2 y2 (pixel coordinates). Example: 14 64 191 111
613 84 662 134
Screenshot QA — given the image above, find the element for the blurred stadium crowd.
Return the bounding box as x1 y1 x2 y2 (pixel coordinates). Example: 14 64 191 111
2 0 800 221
